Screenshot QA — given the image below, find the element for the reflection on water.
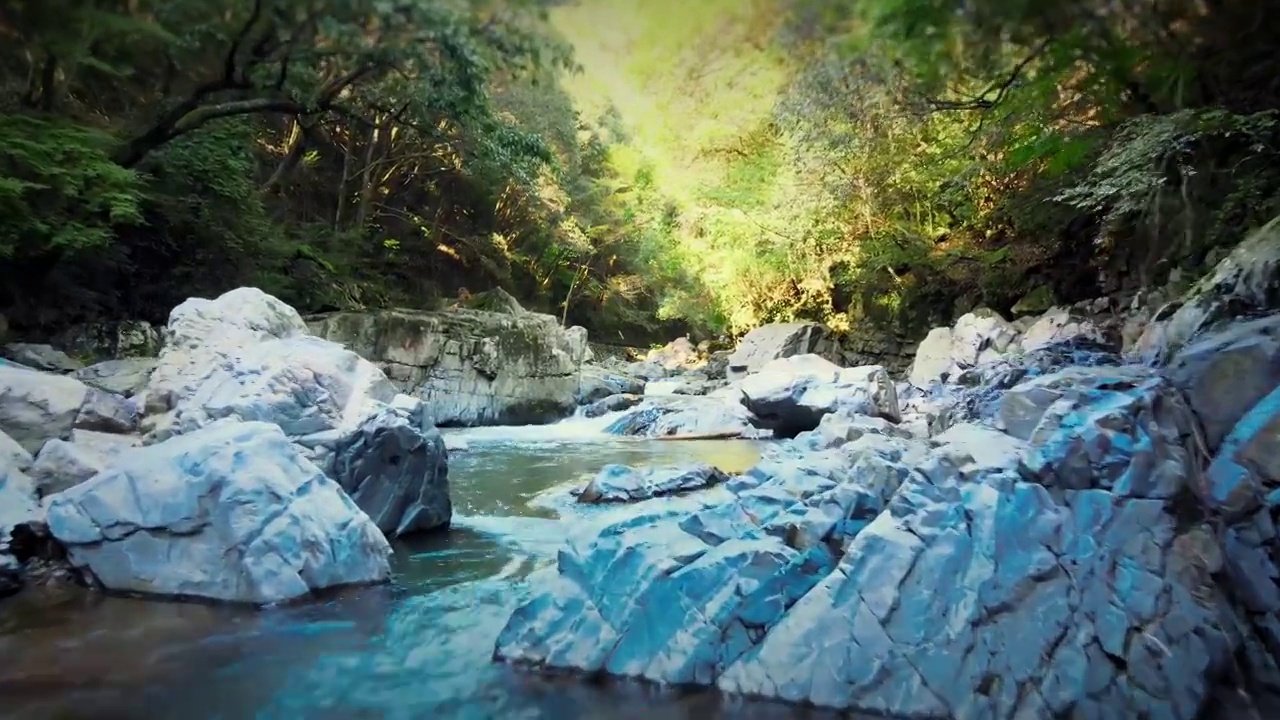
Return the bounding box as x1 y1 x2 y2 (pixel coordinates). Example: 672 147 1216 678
0 427 846 720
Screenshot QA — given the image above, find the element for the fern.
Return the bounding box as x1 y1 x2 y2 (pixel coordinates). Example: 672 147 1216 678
0 115 144 259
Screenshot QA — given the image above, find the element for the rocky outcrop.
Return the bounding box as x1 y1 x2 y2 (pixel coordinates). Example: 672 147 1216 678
580 393 645 418
494 306 1280 718
909 309 1021 387
602 395 757 438
1165 313 1280 451
0 364 140 455
576 366 645 405
1 343 82 373
28 431 138 496
72 357 156 398
331 404 451 536
307 306 588 426
46 420 391 605
1136 215 1280 363
726 323 841 380
578 464 730 504
56 320 163 361
738 355 900 437
136 287 453 537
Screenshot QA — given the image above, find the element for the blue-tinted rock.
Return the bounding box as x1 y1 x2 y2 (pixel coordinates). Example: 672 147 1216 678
331 402 451 536
578 463 728 504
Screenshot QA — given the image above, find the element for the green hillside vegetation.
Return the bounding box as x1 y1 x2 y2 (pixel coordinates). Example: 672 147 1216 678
2 0 1278 345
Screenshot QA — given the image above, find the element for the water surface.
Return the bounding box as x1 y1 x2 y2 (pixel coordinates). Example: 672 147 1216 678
0 417 838 720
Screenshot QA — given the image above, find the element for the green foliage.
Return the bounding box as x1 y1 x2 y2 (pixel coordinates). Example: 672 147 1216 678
2 0 1279 348
0 115 144 258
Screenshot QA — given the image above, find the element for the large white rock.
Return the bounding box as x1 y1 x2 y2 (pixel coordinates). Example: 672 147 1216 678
908 309 1019 387
160 336 396 453
908 327 954 388
0 364 90 454
738 355 900 436
1019 307 1106 352
46 420 392 604
142 287 310 430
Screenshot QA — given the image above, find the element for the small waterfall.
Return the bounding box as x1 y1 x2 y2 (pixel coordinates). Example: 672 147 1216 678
441 409 634 445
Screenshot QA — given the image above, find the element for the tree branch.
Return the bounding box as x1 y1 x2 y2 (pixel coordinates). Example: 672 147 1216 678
925 38 1052 112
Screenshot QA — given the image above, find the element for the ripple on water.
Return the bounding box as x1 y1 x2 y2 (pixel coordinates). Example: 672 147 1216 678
0 430 841 720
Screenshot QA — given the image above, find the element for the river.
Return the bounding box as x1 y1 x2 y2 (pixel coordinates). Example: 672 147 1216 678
0 416 842 720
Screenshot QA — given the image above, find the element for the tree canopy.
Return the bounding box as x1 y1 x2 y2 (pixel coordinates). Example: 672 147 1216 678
2 0 1278 344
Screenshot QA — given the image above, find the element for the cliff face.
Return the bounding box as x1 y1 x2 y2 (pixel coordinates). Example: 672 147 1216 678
307 307 589 427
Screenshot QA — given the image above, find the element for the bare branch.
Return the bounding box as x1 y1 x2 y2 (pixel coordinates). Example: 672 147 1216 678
925 38 1052 112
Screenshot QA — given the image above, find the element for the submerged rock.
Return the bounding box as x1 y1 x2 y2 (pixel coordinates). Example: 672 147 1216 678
331 404 451 536
46 420 391 605
578 464 730 504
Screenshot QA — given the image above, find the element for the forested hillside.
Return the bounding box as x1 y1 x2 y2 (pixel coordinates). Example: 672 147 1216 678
3 0 1278 345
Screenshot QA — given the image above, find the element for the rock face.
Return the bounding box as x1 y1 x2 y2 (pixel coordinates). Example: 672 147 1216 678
1137 215 1280 363
330 405 451 536
1165 314 1280 451
909 309 1020 387
46 421 392 605
308 307 588 426
0 364 138 458
72 358 156 398
494 307 1280 718
726 323 840 380
578 464 730 504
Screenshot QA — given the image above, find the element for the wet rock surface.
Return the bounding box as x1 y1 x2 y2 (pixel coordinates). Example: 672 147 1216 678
46 421 392 604
495 277 1280 719
331 404 452 536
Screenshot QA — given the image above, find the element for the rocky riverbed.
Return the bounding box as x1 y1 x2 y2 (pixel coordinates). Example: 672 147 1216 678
2 218 1280 718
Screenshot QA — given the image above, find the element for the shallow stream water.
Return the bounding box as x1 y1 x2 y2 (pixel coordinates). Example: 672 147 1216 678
0 416 842 720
